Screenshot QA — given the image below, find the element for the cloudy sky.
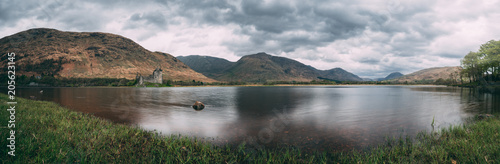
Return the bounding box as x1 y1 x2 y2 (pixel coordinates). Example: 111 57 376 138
1 0 499 78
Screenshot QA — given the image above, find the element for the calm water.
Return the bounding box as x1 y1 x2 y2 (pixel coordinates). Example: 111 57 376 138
10 86 500 152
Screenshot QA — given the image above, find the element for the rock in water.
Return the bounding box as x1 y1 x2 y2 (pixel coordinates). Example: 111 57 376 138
192 101 205 110
478 114 494 120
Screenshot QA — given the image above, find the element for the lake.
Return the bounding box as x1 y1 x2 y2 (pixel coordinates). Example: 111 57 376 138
9 86 500 152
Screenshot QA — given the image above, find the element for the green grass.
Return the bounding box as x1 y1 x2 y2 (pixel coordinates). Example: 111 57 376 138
0 94 499 163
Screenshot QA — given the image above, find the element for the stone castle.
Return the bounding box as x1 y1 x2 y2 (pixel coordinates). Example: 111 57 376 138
136 67 163 86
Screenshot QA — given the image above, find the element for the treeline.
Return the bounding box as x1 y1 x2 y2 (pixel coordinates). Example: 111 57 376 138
340 81 401 85
259 80 336 85
163 80 246 86
461 40 500 83
341 80 431 85
169 80 336 86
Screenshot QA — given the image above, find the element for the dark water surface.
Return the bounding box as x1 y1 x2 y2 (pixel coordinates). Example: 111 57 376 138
10 86 500 152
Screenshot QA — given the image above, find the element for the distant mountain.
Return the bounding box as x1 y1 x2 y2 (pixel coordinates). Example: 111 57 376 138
176 55 235 78
317 68 363 82
377 72 404 81
389 67 462 83
362 78 374 81
384 72 404 80
0 28 216 82
180 52 362 82
217 53 319 82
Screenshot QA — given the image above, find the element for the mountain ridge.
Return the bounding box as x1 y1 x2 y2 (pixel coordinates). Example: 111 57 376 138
178 52 363 82
176 55 235 78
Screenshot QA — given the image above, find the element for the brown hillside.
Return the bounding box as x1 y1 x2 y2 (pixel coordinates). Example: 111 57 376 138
0 28 216 82
390 66 462 83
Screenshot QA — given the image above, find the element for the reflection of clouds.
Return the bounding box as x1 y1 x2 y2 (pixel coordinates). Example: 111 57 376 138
137 87 239 139
141 109 221 137
410 86 498 127
24 88 144 125
287 86 483 150
109 94 135 120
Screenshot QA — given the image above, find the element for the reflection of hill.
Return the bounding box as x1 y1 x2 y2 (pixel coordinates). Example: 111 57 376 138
215 87 303 148
18 88 143 125
234 87 302 120
409 86 462 93
458 88 500 114
411 86 500 114
220 87 364 151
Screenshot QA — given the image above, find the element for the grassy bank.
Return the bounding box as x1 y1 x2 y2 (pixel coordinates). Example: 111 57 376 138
1 94 499 163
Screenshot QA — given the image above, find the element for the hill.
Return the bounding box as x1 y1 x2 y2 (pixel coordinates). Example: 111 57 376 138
0 28 216 82
376 72 404 81
182 52 362 82
176 55 235 78
317 68 363 82
216 53 318 82
390 66 461 83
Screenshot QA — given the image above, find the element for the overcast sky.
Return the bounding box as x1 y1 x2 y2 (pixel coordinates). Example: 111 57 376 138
1 0 499 78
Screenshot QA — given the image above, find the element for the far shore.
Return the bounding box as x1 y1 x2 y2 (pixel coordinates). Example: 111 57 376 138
3 83 452 88
172 84 449 87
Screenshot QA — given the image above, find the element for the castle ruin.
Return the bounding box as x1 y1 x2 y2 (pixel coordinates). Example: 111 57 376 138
136 67 163 86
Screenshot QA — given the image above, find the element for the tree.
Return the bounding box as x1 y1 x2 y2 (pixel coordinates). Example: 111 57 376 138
478 40 500 81
461 40 500 83
461 51 483 82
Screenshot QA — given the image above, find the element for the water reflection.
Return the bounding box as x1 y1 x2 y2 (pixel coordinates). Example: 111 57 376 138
8 86 499 152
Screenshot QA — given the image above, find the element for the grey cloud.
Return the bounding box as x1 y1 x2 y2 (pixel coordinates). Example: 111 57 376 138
235 1 298 33
359 58 380 64
58 13 104 31
228 1 370 43
240 1 294 18
163 0 373 54
355 62 419 78
0 0 110 31
85 0 158 9
158 0 234 25
53 2 111 31
0 0 47 26
313 5 369 34
34 0 66 21
125 11 168 30
388 27 446 57
438 53 465 59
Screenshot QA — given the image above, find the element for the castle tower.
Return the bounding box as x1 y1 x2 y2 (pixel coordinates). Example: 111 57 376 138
136 67 163 86
153 66 163 84
136 72 144 86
